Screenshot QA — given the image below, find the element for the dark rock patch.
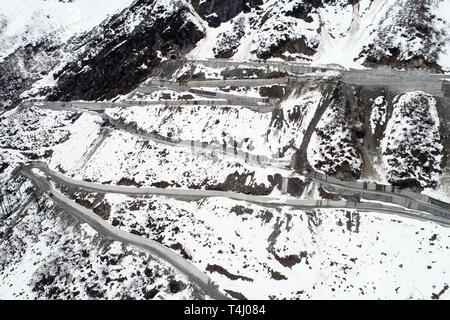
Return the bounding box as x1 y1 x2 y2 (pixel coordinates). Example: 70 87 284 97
230 205 254 216
206 264 253 282
117 177 141 187
75 198 93 209
151 181 170 189
32 274 56 292
431 284 449 300
170 242 192 260
255 35 317 60
207 171 272 195
267 173 283 191
259 85 286 99
85 285 104 299
287 178 307 197
257 210 273 223
127 200 146 211
285 1 321 22
178 94 194 100
112 217 122 227
274 254 301 268
168 280 186 294
0 162 9 174
93 201 111 220
190 0 262 27
270 269 287 281
143 288 159 299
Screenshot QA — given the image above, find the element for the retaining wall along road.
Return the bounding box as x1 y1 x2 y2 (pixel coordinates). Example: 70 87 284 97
308 167 450 219
144 77 295 88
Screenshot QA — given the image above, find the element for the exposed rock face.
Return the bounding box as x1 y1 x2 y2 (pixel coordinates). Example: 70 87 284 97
361 0 448 73
381 91 443 189
308 87 363 180
1 0 448 113
259 85 286 99
285 0 321 22
206 171 273 196
208 0 324 60
49 0 205 102
213 15 246 58
204 0 449 72
256 35 317 60
190 0 263 27
0 0 206 110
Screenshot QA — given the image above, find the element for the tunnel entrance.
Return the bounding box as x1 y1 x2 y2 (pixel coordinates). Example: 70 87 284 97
168 50 178 60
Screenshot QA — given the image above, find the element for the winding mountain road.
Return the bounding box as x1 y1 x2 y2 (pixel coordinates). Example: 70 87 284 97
13 59 450 299
21 164 229 300
180 58 450 98
23 162 450 227
21 71 450 224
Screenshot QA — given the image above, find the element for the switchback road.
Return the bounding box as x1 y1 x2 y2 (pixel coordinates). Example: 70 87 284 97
21 164 229 300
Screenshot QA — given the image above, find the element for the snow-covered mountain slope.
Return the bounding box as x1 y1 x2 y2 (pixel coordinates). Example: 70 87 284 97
0 0 206 111
1 0 449 112
0 190 204 300
2 101 449 299
0 0 134 62
361 0 450 72
3 169 449 299
92 194 450 299
106 89 322 161
1 0 450 301
189 0 450 72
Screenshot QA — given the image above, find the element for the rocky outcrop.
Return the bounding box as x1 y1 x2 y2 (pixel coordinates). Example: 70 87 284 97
206 171 273 196
213 15 246 58
190 0 262 27
381 91 443 189
361 0 448 73
49 0 205 102
308 87 363 180
285 0 322 22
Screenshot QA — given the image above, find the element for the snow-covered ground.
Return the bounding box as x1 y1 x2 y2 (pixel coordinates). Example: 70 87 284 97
312 0 390 68
72 192 450 300
73 129 282 191
1 0 450 299
0 195 201 299
2 62 450 299
108 89 322 161
0 106 103 183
